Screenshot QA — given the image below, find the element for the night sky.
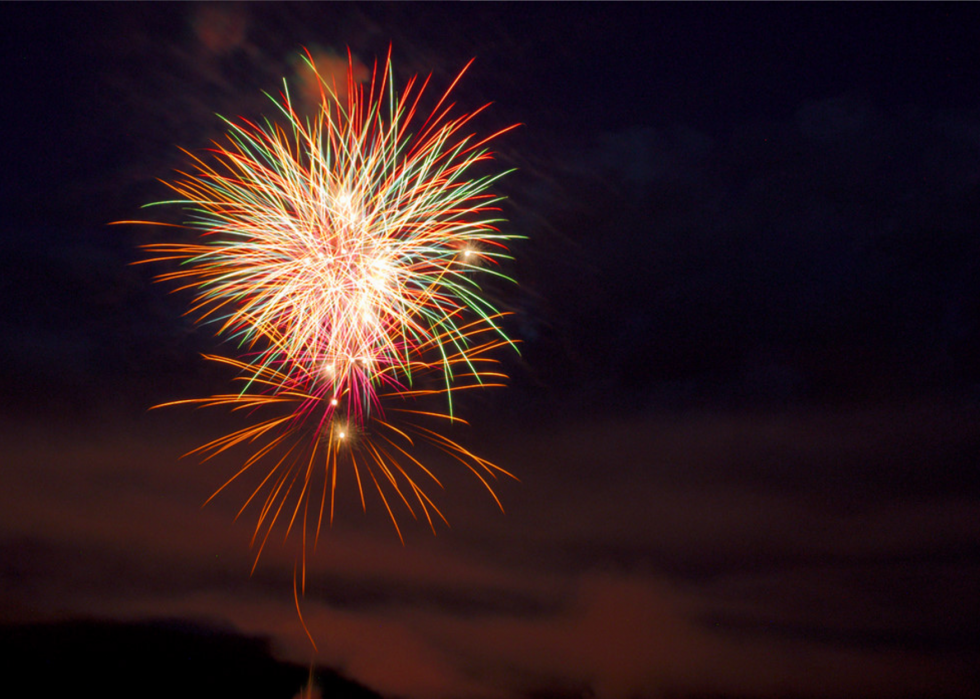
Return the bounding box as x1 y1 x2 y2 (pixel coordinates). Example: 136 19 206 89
2 3 980 698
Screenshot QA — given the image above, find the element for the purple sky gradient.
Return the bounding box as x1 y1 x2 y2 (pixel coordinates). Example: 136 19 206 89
2 3 979 698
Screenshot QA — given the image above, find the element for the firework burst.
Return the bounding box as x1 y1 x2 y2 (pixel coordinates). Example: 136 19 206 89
141 48 518 422
121 48 521 596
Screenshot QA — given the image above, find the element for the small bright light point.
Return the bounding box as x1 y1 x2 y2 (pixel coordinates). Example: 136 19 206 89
338 431 346 440
330 398 338 406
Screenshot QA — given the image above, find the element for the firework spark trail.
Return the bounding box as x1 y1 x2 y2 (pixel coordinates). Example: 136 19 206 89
156 317 515 557
119 48 521 624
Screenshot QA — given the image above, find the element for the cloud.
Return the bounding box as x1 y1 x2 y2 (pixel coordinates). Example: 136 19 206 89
2 403 977 698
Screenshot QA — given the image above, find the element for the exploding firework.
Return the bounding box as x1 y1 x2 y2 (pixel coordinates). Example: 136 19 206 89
140 48 519 423
121 48 521 584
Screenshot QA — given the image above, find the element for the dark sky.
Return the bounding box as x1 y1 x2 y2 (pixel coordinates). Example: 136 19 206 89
2 3 980 699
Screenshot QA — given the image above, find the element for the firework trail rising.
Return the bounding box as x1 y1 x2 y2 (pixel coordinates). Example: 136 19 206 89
121 48 520 619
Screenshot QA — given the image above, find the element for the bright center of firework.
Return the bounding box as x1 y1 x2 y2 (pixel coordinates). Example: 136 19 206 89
331 186 362 222
295 179 408 400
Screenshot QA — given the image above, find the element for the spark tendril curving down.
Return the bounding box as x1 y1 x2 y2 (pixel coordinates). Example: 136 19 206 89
121 47 522 607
